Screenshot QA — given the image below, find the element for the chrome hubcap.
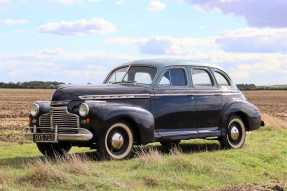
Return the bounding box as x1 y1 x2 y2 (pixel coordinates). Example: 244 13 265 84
230 126 240 140
111 133 124 150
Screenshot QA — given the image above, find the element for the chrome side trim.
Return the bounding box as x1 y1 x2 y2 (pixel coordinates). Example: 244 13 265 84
79 94 151 100
154 130 197 138
79 92 241 100
153 92 241 97
154 127 221 139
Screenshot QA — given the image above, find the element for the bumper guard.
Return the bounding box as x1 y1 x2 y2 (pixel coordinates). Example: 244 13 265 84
24 126 93 143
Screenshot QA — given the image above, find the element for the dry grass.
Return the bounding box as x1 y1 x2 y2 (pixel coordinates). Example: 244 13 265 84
217 182 285 191
61 154 90 175
0 126 286 191
142 176 160 187
18 159 67 187
137 148 163 164
0 89 52 142
18 154 92 187
0 172 8 187
262 113 287 129
244 90 287 121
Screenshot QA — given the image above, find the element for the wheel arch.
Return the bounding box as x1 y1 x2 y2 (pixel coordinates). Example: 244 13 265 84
87 102 155 145
227 111 250 131
222 101 261 132
106 115 144 145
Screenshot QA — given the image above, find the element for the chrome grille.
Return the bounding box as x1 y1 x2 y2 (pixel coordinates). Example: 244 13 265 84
39 113 51 127
38 107 79 134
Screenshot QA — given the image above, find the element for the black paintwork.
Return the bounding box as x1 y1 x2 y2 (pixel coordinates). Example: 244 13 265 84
34 59 263 145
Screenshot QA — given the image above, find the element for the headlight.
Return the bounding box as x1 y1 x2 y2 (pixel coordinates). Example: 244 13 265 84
30 103 40 117
79 103 89 117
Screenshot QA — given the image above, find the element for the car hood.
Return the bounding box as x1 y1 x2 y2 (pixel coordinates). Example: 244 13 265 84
51 84 151 101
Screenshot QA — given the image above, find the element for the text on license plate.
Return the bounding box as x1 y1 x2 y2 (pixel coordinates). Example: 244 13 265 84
33 134 56 142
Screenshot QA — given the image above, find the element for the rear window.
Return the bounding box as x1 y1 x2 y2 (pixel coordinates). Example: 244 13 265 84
191 68 213 88
214 71 231 86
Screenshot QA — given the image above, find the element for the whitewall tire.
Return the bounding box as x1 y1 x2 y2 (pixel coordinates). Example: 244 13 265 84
98 122 134 160
219 116 246 149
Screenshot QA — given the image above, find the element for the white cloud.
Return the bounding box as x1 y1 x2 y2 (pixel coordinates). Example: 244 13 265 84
185 0 287 28
216 28 287 53
226 54 287 85
110 26 287 55
0 0 9 6
108 35 287 85
0 50 133 84
51 0 101 5
0 19 30 26
0 48 286 85
108 36 217 55
115 0 125 5
39 18 117 36
1 51 133 84
148 0 166 12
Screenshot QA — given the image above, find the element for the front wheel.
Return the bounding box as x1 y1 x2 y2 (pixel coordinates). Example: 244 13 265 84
219 116 246 149
36 142 72 158
97 122 134 160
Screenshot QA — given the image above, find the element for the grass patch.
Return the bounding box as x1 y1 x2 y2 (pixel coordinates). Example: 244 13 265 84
0 125 286 190
18 160 68 187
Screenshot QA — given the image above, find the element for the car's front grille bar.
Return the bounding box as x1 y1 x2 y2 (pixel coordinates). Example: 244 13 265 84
39 113 51 127
38 107 80 134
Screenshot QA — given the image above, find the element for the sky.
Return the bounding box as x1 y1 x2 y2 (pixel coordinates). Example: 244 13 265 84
0 0 286 85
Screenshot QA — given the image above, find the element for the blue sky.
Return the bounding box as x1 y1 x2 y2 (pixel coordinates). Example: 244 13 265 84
0 0 286 85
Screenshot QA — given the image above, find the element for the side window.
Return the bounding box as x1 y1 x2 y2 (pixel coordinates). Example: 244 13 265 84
214 71 231 86
170 68 187 86
192 68 213 88
159 68 187 86
134 72 153 84
108 67 128 83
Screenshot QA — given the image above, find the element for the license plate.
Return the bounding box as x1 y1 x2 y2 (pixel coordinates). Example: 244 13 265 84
33 134 56 142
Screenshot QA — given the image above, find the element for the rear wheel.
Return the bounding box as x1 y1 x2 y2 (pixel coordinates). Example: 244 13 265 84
219 116 246 149
97 122 134 160
36 142 72 158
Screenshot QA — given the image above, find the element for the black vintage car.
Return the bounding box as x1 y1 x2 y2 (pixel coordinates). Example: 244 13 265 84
25 59 264 160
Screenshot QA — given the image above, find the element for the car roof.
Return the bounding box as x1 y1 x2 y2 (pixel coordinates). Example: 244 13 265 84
125 59 223 70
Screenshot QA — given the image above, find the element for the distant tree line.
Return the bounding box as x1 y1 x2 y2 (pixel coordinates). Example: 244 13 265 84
237 84 257 90
0 81 65 89
237 84 287 91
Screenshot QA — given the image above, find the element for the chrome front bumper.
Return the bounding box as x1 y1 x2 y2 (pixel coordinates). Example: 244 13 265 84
24 126 93 142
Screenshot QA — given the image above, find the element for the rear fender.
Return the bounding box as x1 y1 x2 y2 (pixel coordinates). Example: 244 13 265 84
222 101 261 132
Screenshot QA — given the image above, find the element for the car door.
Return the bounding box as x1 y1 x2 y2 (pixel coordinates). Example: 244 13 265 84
190 67 223 130
152 66 197 131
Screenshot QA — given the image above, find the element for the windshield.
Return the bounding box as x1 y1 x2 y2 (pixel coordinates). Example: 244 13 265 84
106 66 157 85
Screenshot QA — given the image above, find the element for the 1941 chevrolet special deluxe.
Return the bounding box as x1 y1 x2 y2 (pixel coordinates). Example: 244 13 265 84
24 59 264 160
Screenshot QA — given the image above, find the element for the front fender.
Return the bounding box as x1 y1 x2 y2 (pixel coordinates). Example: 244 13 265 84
222 100 262 131
86 101 155 145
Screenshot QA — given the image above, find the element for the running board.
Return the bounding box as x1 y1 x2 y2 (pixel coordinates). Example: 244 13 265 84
154 127 221 141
